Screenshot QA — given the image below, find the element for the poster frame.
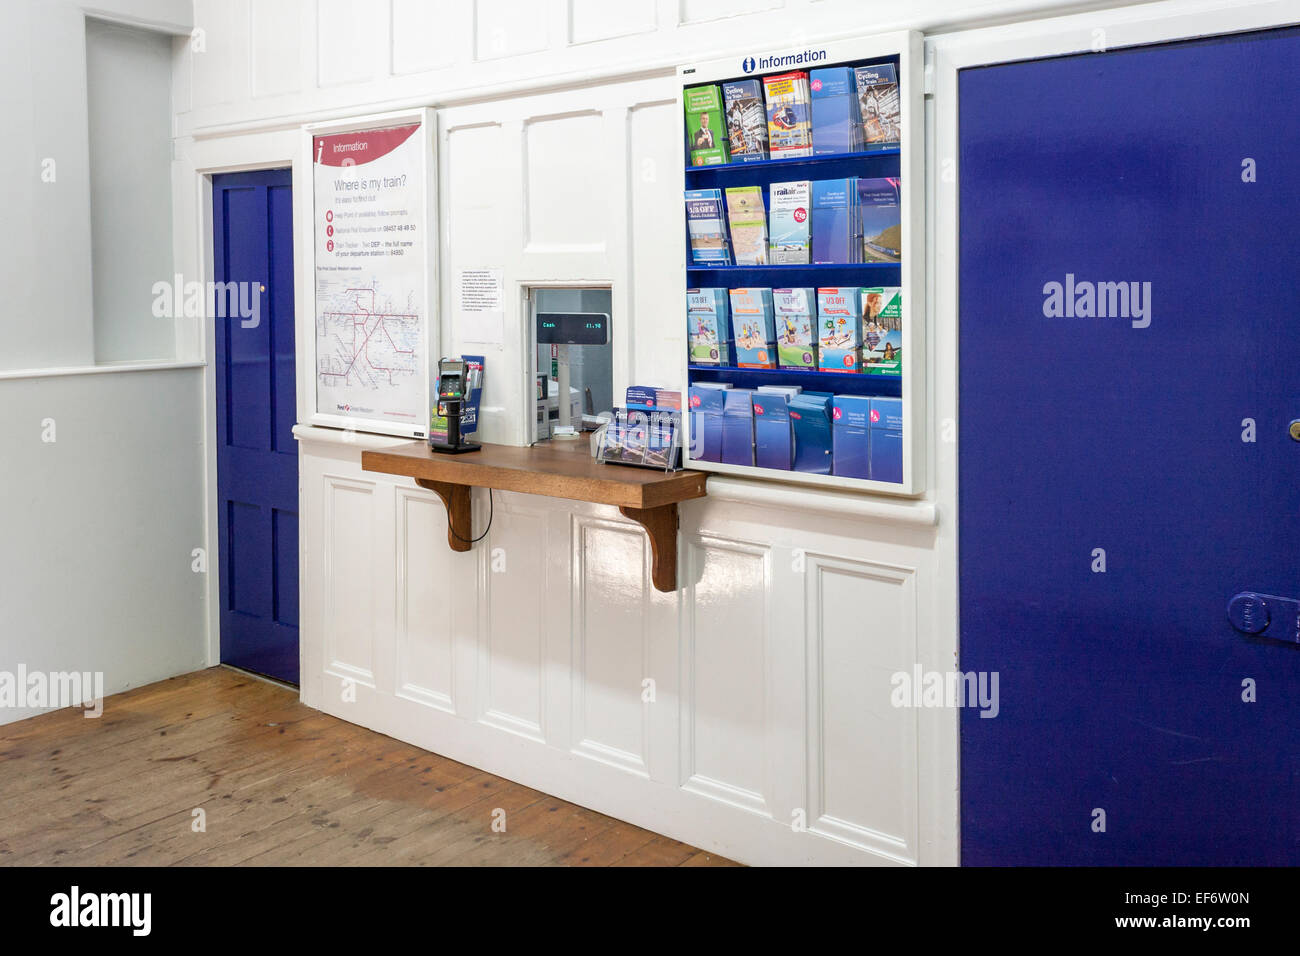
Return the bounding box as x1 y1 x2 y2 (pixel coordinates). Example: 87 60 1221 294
301 107 437 439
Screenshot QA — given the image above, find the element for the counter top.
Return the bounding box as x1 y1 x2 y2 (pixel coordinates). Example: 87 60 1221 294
361 439 708 511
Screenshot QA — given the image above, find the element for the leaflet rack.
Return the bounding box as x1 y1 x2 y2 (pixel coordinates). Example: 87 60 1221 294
678 31 925 495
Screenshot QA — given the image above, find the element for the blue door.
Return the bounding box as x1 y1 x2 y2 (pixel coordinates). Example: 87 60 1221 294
959 27 1300 864
213 169 299 684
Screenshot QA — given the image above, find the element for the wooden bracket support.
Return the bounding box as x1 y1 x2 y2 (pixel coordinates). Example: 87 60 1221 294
415 478 473 553
368 442 705 593
618 503 679 594
414 479 684 591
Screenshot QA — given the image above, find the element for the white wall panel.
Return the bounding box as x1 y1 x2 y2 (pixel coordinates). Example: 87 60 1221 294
392 0 471 75
681 536 772 815
316 0 388 87
523 112 608 252
571 518 650 775
442 120 514 444
445 123 507 259
475 0 550 61
395 487 457 712
627 98 682 386
479 495 549 740
251 0 302 97
679 0 783 25
323 475 377 683
805 555 918 863
570 0 658 44
191 0 250 108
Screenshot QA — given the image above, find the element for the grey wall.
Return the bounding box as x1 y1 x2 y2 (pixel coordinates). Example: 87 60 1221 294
0 0 96 370
0 0 203 726
86 17 177 363
0 369 208 722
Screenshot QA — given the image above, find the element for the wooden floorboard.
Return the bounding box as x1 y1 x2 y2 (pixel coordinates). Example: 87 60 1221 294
0 667 740 867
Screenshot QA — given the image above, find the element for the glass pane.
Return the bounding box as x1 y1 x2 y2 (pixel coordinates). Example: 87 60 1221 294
533 288 613 440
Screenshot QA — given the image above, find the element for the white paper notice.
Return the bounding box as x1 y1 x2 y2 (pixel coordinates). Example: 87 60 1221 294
458 269 503 312
458 268 504 346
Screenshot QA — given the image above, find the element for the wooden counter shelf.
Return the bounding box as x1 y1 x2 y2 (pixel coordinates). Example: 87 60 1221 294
361 440 708 593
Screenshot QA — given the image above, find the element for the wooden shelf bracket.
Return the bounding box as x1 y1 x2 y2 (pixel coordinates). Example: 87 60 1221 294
415 478 473 553
365 441 707 594
618 503 680 594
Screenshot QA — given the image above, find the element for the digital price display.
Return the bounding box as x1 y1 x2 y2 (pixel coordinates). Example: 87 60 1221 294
536 312 609 346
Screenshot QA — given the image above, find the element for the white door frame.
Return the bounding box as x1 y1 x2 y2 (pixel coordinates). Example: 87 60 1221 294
174 128 307 670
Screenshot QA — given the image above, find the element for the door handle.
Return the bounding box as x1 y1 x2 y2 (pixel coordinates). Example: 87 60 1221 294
1227 591 1300 644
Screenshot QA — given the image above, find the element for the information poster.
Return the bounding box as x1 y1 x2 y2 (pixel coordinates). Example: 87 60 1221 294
312 119 427 433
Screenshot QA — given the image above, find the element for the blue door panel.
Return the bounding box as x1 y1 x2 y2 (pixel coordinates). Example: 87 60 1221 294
214 168 299 685
273 509 300 627
226 500 268 616
959 27 1300 864
220 186 272 453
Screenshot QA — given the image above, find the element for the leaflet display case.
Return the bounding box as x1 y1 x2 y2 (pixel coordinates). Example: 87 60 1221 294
678 32 925 495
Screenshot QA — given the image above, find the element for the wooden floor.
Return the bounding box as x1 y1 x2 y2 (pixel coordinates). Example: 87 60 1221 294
0 667 738 867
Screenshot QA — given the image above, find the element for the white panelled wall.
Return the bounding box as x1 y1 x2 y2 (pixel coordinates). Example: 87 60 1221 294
436 74 684 445
297 426 945 866
174 0 1127 865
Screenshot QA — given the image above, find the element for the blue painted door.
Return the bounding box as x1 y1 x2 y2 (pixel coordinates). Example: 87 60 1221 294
960 27 1300 864
213 169 299 684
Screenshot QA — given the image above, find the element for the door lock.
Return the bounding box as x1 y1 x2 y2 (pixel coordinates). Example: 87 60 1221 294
1289 419 1300 441
1228 592 1300 644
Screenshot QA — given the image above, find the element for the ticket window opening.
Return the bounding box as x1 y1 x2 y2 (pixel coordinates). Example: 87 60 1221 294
530 288 613 443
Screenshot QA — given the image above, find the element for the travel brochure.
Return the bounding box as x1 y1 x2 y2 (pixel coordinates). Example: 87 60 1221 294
724 186 768 265
762 71 813 159
721 79 769 163
683 84 730 166
772 287 817 369
854 63 901 147
684 188 732 265
767 180 811 263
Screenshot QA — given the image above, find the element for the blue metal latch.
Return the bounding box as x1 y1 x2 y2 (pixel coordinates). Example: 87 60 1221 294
1227 592 1300 644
